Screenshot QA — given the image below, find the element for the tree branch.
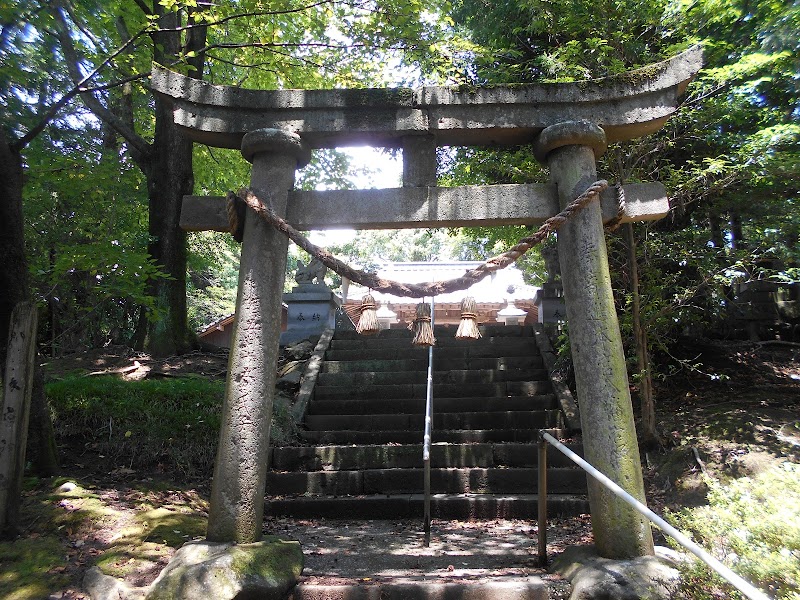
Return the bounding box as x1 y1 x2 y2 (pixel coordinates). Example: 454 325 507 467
148 0 336 33
184 3 208 79
132 0 152 16
50 5 151 160
79 71 151 94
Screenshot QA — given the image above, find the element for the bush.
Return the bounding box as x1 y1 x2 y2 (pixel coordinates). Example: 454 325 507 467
47 376 225 479
669 462 800 599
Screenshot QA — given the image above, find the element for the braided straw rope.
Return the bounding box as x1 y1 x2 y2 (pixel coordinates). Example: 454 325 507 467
604 182 627 232
228 179 610 298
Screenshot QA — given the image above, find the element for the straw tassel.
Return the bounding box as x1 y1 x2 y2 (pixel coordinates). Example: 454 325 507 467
356 293 380 335
455 296 482 340
412 302 436 347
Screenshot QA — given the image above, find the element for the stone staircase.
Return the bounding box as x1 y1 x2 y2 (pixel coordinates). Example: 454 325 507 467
267 324 588 519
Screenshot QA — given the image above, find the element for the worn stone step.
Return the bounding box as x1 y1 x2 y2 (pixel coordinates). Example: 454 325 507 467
271 442 584 471
314 381 552 401
291 581 548 600
329 336 538 351
325 345 539 361
269 467 586 496
304 410 560 432
292 579 550 600
307 394 557 416
267 493 589 519
332 324 537 340
316 368 548 388
299 428 569 445
322 355 543 374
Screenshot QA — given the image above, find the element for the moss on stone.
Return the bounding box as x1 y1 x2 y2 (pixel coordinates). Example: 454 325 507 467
230 537 304 582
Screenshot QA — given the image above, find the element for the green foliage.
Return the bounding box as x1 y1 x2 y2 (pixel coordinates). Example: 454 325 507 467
47 376 225 478
669 462 800 599
450 0 675 83
22 126 164 352
444 0 799 366
186 231 239 330
46 375 301 478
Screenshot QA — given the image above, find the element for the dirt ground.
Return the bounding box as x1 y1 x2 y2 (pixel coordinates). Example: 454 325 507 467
5 338 799 599
641 339 800 514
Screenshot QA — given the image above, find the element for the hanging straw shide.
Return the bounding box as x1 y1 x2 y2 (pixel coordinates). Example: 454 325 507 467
455 296 481 340
356 293 380 335
412 301 436 347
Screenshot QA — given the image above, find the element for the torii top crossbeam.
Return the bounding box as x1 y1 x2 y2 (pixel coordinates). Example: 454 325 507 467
152 46 701 151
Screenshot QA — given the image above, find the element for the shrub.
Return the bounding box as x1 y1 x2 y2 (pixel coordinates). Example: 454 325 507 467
46 376 225 479
669 462 800 599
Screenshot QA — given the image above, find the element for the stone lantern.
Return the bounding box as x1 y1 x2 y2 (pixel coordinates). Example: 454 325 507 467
376 303 399 329
496 299 527 326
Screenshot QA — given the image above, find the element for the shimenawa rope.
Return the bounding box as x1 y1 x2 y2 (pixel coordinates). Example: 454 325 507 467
226 179 613 298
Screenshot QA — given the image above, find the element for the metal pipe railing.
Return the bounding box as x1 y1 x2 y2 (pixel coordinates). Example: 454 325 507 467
538 431 772 600
422 296 435 547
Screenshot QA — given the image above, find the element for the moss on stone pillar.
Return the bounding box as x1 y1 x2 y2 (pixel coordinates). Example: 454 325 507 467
536 121 654 559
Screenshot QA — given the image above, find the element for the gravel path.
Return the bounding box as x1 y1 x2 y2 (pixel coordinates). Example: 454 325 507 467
264 515 592 597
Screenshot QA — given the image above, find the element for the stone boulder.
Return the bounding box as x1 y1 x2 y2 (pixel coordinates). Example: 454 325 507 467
552 545 681 600
84 566 147 600
145 538 303 600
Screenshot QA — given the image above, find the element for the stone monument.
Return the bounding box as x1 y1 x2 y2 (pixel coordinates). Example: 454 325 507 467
281 257 341 345
536 244 567 326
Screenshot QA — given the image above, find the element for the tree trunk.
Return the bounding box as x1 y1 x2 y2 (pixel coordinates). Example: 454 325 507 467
730 212 745 250
141 121 193 357
624 223 659 449
0 132 60 494
27 358 59 477
708 208 725 249
54 3 206 358
0 301 38 538
0 132 29 368
138 3 207 357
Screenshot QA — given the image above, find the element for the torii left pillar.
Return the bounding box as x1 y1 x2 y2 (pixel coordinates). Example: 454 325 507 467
207 129 310 543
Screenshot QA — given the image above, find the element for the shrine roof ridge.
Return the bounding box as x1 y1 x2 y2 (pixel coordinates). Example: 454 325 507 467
151 45 702 149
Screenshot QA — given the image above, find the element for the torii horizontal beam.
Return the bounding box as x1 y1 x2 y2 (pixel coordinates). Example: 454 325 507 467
152 46 701 150
180 182 668 232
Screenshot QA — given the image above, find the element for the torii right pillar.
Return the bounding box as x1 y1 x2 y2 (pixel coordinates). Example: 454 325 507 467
535 121 655 559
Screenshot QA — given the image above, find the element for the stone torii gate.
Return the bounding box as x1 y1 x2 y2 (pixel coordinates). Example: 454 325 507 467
152 46 702 560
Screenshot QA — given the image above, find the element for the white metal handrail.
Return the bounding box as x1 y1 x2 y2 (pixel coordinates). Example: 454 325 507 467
538 431 772 600
422 296 435 547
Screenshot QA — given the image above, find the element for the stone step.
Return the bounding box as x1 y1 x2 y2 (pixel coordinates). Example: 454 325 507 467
314 381 552 401
271 442 584 471
299 428 568 445
268 467 586 496
304 410 560 432
322 355 543 374
316 368 548 387
328 336 538 351
292 580 549 600
307 394 557 416
325 345 538 362
267 493 589 520
333 324 537 340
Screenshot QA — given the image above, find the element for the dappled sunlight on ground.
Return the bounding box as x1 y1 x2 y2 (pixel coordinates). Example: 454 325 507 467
0 477 209 600
264 515 593 584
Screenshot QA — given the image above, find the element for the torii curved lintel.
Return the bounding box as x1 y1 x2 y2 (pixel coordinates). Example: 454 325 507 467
151 45 702 150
